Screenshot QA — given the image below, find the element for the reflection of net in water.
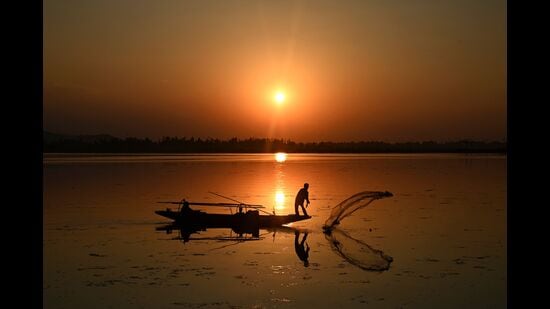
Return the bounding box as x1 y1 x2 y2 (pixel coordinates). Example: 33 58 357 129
325 228 393 271
323 191 393 229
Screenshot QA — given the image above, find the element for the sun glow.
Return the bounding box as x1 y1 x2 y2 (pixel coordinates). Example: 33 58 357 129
274 91 285 104
275 152 287 162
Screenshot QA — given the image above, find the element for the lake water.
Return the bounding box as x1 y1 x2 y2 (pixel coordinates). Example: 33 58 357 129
43 153 506 308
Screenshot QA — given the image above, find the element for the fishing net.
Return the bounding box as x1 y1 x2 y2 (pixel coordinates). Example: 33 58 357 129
324 228 393 271
323 191 393 229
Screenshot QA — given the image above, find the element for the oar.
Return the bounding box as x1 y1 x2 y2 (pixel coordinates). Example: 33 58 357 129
208 191 263 208
157 201 265 208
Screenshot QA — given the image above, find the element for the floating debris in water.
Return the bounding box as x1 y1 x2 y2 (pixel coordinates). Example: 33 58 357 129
271 298 292 303
88 253 107 257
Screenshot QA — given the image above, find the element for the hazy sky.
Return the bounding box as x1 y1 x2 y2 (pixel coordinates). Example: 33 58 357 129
44 0 506 142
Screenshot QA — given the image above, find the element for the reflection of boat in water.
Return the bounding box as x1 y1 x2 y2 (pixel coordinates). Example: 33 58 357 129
155 194 311 239
157 222 310 265
156 222 301 243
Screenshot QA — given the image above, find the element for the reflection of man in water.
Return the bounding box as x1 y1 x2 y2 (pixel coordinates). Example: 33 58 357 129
294 183 310 216
295 231 310 267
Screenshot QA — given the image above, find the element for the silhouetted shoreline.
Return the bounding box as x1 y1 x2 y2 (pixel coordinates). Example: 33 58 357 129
43 132 506 154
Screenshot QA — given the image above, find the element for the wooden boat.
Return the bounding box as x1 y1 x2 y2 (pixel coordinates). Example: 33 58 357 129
155 196 311 242
155 194 311 236
155 207 311 227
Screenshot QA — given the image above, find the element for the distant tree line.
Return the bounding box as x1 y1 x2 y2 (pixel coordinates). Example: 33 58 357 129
43 133 506 153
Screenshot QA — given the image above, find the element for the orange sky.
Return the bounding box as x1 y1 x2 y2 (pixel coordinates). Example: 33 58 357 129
44 0 506 142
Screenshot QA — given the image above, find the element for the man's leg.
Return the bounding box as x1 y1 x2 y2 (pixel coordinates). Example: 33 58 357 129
295 203 299 215
301 204 308 216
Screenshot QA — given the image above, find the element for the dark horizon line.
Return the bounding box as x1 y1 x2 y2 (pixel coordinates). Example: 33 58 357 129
43 130 507 144
43 131 507 154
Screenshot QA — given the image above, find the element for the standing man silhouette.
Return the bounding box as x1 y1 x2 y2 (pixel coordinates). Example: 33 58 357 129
294 183 310 216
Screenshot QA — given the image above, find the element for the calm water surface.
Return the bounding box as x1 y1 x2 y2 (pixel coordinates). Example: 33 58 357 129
44 154 506 308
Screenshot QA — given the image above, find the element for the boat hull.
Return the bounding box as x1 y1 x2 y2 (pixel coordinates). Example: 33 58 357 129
155 209 311 228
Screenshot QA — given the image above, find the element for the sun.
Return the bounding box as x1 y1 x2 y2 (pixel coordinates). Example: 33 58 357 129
274 91 285 104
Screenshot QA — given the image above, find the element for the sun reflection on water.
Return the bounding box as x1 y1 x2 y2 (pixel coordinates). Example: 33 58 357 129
275 152 287 162
275 191 286 210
